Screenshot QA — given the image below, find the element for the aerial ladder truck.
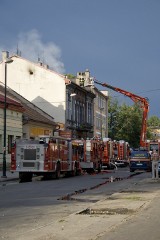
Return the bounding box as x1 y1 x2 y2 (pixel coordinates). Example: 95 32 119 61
88 78 149 148
88 78 151 171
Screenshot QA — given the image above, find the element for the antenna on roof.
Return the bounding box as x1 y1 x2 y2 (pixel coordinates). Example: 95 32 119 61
37 53 43 66
42 50 45 64
16 43 21 56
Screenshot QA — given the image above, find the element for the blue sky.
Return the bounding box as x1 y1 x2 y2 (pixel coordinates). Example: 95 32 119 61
0 0 160 117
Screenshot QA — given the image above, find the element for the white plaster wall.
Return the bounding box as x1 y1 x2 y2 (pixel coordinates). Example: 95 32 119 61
0 56 66 123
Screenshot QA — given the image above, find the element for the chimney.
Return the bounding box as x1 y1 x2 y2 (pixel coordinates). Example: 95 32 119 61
44 64 49 69
2 51 9 61
38 61 43 66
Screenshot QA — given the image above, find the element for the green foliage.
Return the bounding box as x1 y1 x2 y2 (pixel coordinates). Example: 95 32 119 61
108 97 119 140
108 97 160 147
65 73 76 79
108 97 143 148
147 115 160 140
147 115 160 127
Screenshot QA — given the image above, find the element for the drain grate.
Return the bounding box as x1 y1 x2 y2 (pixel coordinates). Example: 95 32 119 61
78 207 135 215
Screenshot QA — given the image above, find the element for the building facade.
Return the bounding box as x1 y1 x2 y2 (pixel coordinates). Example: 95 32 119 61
0 93 24 166
0 51 70 124
65 81 95 139
75 69 109 138
0 51 96 139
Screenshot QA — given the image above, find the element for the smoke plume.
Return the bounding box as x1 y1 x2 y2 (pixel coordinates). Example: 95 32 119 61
1 29 65 73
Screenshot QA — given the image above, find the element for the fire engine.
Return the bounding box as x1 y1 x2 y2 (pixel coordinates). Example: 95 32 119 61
99 138 114 169
87 78 151 170
117 140 130 161
11 136 103 182
71 138 104 173
91 138 130 169
11 136 81 182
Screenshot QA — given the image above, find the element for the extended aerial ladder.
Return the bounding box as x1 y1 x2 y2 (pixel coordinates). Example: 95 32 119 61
89 78 149 147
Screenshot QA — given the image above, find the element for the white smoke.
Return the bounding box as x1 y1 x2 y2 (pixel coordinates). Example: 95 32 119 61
1 29 65 73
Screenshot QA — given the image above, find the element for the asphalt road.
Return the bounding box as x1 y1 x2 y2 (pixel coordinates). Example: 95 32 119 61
0 168 159 240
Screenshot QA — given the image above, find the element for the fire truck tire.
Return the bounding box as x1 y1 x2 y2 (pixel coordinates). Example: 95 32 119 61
76 169 82 176
71 168 76 177
98 163 102 173
71 162 79 176
55 163 61 179
86 168 95 174
19 172 32 182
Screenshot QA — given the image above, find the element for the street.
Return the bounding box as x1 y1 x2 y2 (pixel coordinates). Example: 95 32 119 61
0 167 160 240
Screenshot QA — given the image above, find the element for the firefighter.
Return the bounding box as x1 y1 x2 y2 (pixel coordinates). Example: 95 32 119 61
151 149 159 179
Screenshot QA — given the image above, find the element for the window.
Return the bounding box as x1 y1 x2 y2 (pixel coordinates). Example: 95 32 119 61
23 133 27 139
98 95 105 109
96 113 101 129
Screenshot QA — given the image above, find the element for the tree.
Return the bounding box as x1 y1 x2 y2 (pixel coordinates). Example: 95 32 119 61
65 74 76 79
147 115 160 140
115 103 142 147
108 97 119 140
108 97 144 148
147 116 160 128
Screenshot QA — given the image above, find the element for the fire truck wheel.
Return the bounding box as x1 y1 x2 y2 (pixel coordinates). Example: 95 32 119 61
86 168 95 174
19 172 32 182
55 163 61 179
98 164 102 173
71 162 78 176
71 168 76 177
76 169 82 176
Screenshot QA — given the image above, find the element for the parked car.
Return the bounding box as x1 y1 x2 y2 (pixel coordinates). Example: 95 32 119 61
129 149 152 172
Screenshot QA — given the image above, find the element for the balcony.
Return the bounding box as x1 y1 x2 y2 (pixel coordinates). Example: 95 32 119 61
76 122 93 132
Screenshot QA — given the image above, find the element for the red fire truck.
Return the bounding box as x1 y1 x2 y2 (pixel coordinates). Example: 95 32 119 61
100 138 115 169
72 138 103 173
11 136 103 182
11 136 82 182
91 78 149 148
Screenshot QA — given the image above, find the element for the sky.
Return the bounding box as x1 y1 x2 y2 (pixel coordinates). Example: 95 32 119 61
0 0 160 117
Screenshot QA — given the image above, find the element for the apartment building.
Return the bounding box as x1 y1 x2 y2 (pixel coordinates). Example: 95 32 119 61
75 69 109 138
0 92 23 166
0 51 95 139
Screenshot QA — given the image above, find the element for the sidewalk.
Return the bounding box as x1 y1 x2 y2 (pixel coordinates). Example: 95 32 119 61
12 176 160 240
0 171 19 182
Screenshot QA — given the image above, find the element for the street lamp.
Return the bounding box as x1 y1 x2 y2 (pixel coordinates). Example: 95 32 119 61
100 107 104 138
1 58 13 178
70 93 76 138
70 93 76 97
